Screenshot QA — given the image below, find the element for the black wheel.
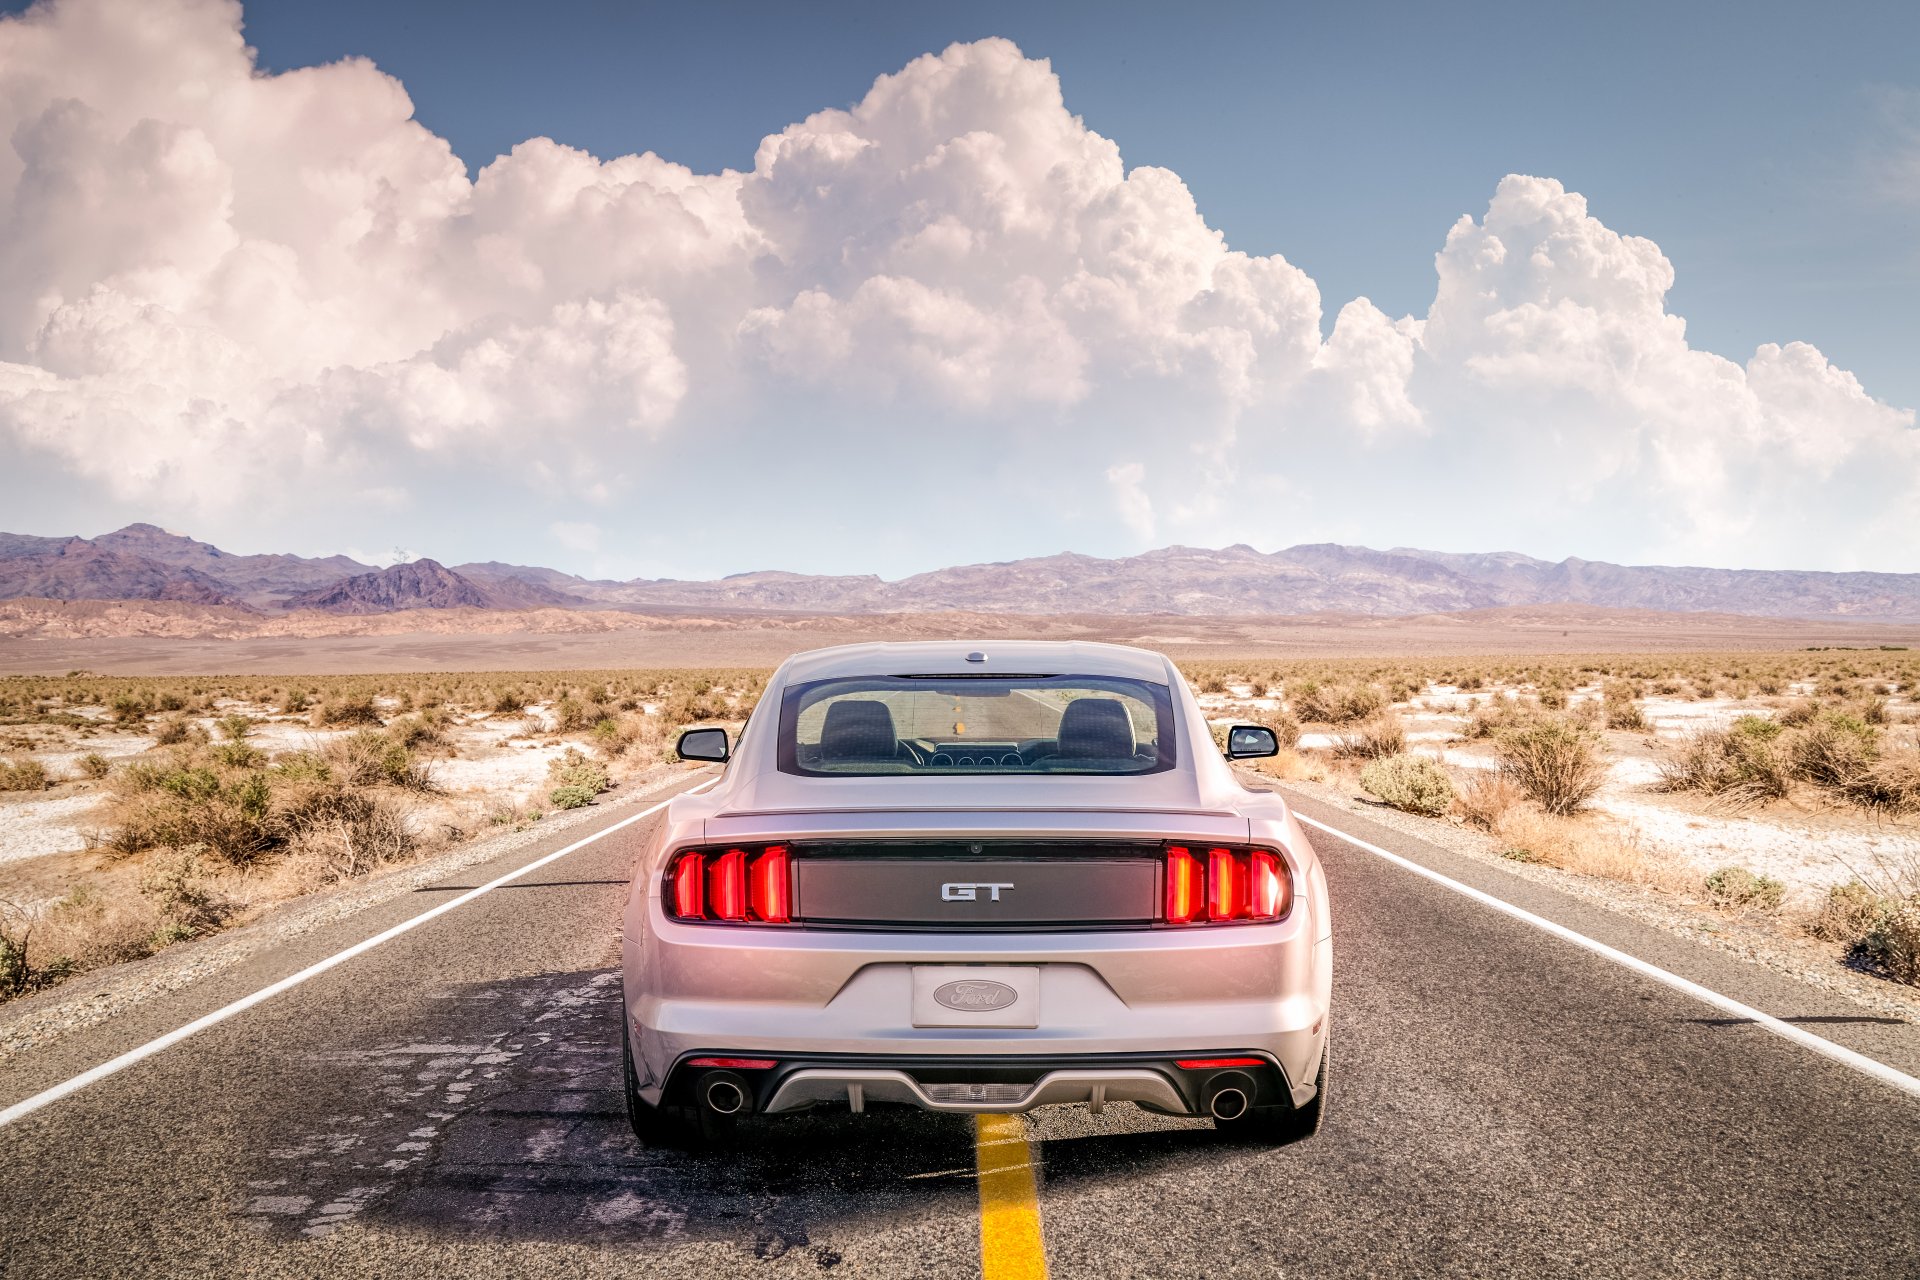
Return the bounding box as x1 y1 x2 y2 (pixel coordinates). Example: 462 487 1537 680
623 1021 704 1149
1215 1038 1328 1145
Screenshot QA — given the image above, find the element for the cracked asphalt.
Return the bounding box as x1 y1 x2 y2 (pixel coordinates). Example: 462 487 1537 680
3 779 1918 1278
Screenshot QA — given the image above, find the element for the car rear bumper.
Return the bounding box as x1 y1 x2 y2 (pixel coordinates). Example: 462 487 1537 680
623 906 1332 1111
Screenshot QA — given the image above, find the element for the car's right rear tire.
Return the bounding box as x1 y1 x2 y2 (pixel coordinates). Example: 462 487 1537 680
1216 1038 1328 1145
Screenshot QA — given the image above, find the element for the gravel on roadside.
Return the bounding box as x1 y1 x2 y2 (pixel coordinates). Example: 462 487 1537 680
1265 772 1920 1027
0 763 709 1068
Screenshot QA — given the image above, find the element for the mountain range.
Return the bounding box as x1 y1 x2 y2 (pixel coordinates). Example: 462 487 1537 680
1 524 1916 622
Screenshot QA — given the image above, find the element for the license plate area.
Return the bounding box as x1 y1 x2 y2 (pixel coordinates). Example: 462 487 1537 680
911 966 1040 1028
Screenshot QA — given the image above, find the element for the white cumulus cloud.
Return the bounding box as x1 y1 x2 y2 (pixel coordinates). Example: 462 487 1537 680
0 0 1911 574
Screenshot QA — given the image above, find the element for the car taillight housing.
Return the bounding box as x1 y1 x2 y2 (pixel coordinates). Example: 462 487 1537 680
666 845 792 924
1164 844 1292 925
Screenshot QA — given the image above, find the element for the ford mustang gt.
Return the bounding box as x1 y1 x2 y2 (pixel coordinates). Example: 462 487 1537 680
619 640 1332 1144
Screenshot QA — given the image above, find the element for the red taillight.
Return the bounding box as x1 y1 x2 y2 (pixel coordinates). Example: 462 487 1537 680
686 1056 777 1069
671 852 704 919
1207 847 1244 920
710 848 748 921
1176 1057 1266 1069
750 846 790 923
1166 846 1201 924
1251 849 1289 919
668 845 795 925
1164 845 1290 925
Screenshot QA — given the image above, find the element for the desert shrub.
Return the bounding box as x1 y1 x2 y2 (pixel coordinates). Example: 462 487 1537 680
548 748 609 796
1703 866 1785 913
215 713 254 741
0 758 49 791
1775 698 1819 728
1452 769 1521 831
1465 698 1539 740
1268 709 1303 751
1602 681 1646 730
386 714 446 752
313 694 382 727
108 692 151 724
153 714 192 745
549 783 597 810
139 848 225 943
1843 749 1920 814
1496 719 1605 816
324 731 435 791
283 789 415 879
1360 755 1454 816
1488 808 1663 883
79 752 112 779
271 750 332 784
491 687 527 714
0 901 78 1000
1332 713 1406 760
1866 895 1920 986
212 739 265 769
1658 717 1791 804
1810 881 1886 944
1290 681 1386 725
280 689 310 714
1789 712 1879 789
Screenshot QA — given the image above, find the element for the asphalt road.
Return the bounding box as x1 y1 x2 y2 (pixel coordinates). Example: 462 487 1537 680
4 778 1919 1278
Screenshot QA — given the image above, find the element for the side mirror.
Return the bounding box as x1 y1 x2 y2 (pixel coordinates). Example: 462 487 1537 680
1224 725 1279 759
676 726 730 763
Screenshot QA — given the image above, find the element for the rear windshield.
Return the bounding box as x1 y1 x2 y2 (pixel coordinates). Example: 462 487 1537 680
778 675 1177 777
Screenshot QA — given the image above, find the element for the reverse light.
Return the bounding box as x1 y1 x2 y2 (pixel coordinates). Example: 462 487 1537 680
666 845 797 925
1163 844 1292 925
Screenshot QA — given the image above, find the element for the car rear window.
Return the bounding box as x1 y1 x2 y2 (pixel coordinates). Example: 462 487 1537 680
777 675 1177 777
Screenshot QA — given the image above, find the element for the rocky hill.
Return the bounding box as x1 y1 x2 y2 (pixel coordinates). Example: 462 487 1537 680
1 525 1916 621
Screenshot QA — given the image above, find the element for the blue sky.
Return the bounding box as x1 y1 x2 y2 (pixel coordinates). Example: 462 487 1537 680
0 0 1914 579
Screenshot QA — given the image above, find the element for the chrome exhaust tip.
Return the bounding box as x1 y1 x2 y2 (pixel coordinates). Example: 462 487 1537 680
1207 1086 1250 1121
701 1071 751 1116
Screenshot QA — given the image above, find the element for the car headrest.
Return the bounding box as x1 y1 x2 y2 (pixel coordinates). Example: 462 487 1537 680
1056 697 1136 759
819 699 899 761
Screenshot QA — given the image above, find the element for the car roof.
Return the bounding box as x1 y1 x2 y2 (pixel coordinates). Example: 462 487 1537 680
777 640 1177 684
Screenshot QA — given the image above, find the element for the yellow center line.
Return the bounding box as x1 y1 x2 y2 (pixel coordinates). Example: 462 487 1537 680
975 1113 1049 1280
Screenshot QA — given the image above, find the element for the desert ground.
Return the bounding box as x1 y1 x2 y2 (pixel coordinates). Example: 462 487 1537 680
1 599 1917 673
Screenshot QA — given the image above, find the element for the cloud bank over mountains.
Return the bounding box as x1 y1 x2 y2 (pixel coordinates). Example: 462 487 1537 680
0 0 1912 574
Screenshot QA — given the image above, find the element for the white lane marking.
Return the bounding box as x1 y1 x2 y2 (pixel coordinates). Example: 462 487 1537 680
0 775 716 1129
1293 811 1920 1102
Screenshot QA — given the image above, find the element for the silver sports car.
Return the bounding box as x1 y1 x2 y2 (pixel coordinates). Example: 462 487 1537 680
620 640 1333 1144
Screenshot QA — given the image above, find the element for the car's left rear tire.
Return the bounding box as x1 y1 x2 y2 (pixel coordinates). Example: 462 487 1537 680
622 1020 709 1149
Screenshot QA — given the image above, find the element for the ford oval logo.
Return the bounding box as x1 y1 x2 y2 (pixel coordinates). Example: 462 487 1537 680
933 979 1020 1013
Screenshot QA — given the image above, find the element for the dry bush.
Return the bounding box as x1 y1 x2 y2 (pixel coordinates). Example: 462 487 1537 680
1250 749 1327 783
1 899 77 998
1790 712 1880 788
1465 697 1539 740
282 789 416 880
0 757 49 791
1809 881 1885 944
548 748 610 808
1602 680 1646 730
312 694 382 727
1658 717 1792 805
138 848 227 943
1451 769 1521 830
1332 712 1405 760
79 751 112 779
1496 719 1606 816
1869 896 1920 985
1360 754 1454 816
1490 808 1676 885
323 731 437 792
1703 866 1785 913
1289 681 1386 725
1845 749 1920 814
